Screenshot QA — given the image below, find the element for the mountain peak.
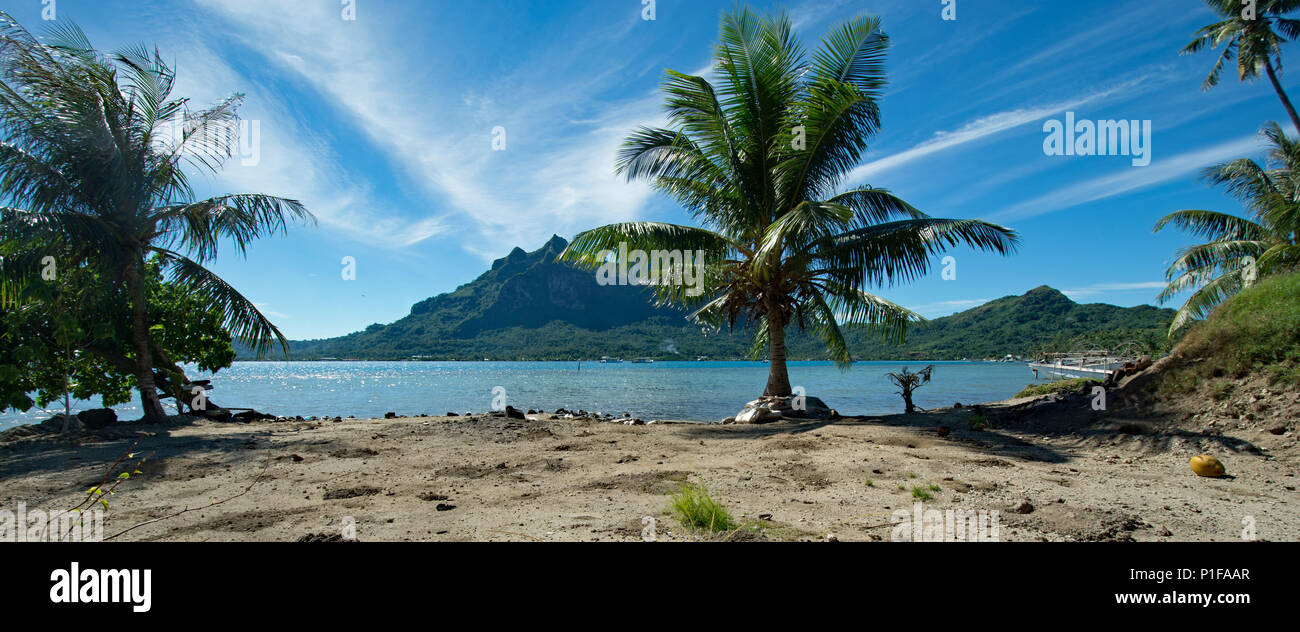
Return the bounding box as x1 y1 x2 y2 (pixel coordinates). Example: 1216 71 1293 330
1024 285 1070 299
544 234 569 251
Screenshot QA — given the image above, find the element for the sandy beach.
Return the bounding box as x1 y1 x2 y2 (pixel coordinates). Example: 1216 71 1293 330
3 386 1296 542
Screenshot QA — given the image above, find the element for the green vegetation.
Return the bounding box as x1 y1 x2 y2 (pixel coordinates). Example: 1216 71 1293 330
0 14 312 422
1013 378 1099 399
1183 0 1300 134
864 478 874 487
1158 271 1300 392
555 6 1017 399
967 414 988 431
911 486 933 501
669 482 737 532
1154 123 1300 335
1 260 237 414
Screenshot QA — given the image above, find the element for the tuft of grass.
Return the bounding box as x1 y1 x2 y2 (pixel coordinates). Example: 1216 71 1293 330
911 486 934 501
928 483 941 492
668 482 737 532
1015 378 1098 399
906 472 918 479
1208 380 1235 401
864 478 874 487
968 413 989 431
898 484 907 491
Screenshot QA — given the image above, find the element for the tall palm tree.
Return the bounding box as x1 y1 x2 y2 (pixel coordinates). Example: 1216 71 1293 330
0 14 313 423
1183 0 1300 135
558 8 1019 399
1155 122 1300 335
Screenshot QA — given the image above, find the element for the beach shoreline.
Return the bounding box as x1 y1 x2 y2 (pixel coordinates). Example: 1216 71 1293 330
2 391 1295 542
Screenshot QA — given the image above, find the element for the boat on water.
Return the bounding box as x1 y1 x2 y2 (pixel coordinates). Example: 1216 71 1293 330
631 358 655 364
599 356 623 363
1028 345 1146 381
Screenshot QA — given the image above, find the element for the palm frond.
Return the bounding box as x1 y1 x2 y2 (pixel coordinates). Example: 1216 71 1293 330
155 249 289 358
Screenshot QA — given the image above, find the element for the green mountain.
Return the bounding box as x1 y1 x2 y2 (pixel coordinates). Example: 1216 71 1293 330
256 237 1174 361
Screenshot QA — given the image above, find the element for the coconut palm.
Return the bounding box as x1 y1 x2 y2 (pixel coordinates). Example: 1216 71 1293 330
1155 122 1300 335
0 14 313 423
886 365 933 414
558 8 1019 399
1183 0 1300 134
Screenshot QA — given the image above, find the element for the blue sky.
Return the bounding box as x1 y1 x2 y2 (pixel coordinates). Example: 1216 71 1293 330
3 0 1291 339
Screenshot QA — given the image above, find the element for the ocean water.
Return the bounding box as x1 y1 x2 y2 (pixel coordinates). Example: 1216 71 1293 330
0 360 1048 428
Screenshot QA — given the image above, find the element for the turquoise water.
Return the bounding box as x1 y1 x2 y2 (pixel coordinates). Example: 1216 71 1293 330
0 360 1047 427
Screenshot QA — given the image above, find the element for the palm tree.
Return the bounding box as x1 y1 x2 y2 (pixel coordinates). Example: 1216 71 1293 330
0 14 313 423
1155 122 1300 335
558 8 1019 400
1183 0 1300 135
886 365 934 414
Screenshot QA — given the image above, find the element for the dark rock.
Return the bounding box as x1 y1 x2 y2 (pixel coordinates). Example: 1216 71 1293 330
384 412 398 419
446 412 459 417
435 503 456 512
505 406 526 420
40 415 84 434
77 408 117 429
232 410 275 423
1013 500 1035 514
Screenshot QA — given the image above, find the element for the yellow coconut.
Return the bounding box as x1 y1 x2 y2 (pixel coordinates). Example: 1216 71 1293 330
1190 455 1226 478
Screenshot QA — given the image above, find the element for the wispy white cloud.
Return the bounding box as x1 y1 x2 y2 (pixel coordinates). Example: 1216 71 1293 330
990 135 1262 222
910 298 992 318
165 36 452 250
193 0 658 260
1062 281 1167 301
253 302 290 320
844 74 1156 185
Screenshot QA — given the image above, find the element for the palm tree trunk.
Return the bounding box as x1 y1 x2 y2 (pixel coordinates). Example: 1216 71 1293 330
763 305 792 397
125 259 168 424
1264 58 1300 136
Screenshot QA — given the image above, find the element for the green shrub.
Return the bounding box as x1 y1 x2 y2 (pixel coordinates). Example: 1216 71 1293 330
1014 378 1098 399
